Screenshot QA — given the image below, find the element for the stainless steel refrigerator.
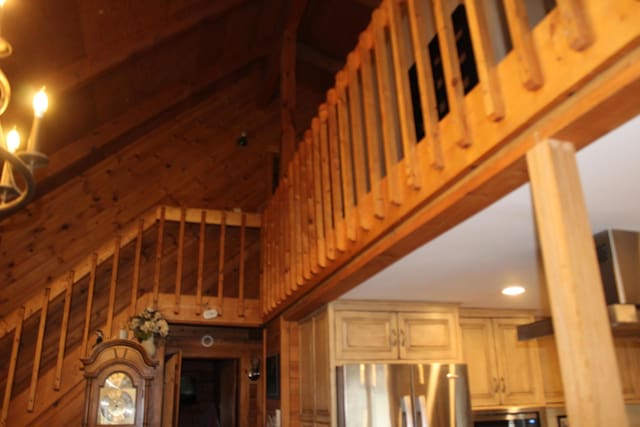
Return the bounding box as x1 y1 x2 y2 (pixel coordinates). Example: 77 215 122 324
336 363 472 427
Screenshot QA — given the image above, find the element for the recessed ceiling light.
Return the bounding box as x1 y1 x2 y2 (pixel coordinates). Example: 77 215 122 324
502 285 526 296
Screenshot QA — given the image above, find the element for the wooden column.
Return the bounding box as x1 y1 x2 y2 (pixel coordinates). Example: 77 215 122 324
527 139 628 427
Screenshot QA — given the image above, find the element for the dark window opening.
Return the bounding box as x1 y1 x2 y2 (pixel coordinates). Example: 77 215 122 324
452 4 479 95
428 35 449 120
408 63 425 143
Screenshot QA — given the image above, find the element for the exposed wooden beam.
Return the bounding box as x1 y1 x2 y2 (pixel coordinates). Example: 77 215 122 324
297 42 343 75
46 0 251 96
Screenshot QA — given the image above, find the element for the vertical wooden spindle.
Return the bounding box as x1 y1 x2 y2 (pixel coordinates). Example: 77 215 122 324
28 288 51 412
502 0 543 90
319 104 337 261
217 211 227 313
326 91 347 252
174 208 186 315
272 192 282 305
287 161 302 289
153 206 166 308
556 0 593 51
106 235 121 339
1 307 25 425
298 140 312 279
260 209 268 315
464 0 506 120
335 72 358 242
81 253 98 358
292 154 308 282
54 271 74 391
311 118 328 266
238 213 246 317
196 210 206 315
432 0 472 146
129 218 144 319
304 131 320 273
402 1 446 166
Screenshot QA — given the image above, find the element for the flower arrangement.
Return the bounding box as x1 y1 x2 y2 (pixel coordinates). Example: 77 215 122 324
128 307 169 341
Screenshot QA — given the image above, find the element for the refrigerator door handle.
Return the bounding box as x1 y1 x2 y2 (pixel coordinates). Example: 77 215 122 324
398 394 414 427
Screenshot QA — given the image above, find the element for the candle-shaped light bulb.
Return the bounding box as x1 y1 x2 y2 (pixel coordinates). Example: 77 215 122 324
6 127 19 153
33 87 48 118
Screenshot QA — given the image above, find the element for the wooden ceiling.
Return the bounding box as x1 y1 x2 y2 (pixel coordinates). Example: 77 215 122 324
0 0 377 318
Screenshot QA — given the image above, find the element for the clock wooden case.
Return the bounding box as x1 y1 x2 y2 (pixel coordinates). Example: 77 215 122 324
81 339 160 427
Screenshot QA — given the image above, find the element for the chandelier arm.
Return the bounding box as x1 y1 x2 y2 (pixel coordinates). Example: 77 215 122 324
0 147 36 218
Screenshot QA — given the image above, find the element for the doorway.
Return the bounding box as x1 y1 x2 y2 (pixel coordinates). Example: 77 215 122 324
177 358 239 427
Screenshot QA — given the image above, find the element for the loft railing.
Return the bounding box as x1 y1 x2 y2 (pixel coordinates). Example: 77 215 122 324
261 0 640 317
0 205 261 426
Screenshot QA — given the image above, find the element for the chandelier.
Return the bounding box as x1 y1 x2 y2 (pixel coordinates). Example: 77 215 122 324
0 0 48 217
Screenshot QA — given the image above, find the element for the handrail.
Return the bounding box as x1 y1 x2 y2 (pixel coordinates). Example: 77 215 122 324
261 0 640 318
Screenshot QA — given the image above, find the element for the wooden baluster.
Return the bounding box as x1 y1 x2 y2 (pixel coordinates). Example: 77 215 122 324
283 174 295 295
371 8 407 204
106 235 121 339
81 253 98 358
293 152 310 281
326 90 347 252
238 213 246 317
196 210 206 316
358 31 386 220
153 206 166 308
174 208 186 315
54 271 74 391
298 139 312 278
266 206 274 311
260 208 268 315
346 52 375 232
311 118 328 266
556 0 593 51
288 159 303 289
129 218 144 319
217 211 227 313
280 180 289 301
335 71 358 242
384 1 436 177
319 104 337 261
273 191 282 305
304 131 320 273
28 288 51 412
1 307 25 425
502 0 543 90
432 0 472 146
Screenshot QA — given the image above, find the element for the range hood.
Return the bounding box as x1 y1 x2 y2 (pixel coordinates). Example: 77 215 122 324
518 229 640 341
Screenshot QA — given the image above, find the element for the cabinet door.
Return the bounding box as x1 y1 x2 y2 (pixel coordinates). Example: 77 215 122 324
492 318 544 406
460 318 501 407
313 311 332 422
334 310 398 361
537 336 564 404
615 337 640 401
299 318 315 421
397 311 460 360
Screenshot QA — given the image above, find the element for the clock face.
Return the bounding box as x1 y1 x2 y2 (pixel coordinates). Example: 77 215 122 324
97 372 137 425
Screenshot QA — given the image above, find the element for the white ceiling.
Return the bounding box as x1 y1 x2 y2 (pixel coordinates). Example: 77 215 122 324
342 114 640 312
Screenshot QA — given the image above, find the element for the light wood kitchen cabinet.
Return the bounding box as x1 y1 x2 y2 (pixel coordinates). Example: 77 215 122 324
537 335 564 404
298 300 462 426
460 315 544 408
334 304 461 362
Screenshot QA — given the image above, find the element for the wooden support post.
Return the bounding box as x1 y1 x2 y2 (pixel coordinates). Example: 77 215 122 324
106 235 121 339
28 288 51 412
326 90 347 252
403 1 446 167
174 208 186 315
196 210 206 315
81 253 98 358
527 139 629 427
335 72 358 242
432 0 472 147
54 271 74 391
503 0 544 90
217 211 227 313
319 104 337 261
464 0 506 120
358 31 386 220
153 206 166 308
129 219 144 319
238 213 246 317
1 307 25 426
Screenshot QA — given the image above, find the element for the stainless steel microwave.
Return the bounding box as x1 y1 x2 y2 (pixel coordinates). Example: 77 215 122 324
473 409 544 427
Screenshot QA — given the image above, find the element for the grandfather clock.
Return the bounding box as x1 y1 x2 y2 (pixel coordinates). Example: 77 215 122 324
81 339 160 427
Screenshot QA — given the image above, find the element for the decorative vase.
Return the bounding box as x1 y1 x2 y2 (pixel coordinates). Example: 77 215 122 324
140 336 156 358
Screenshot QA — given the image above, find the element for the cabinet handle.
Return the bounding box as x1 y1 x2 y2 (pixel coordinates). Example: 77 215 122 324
400 329 406 347
391 329 397 346
501 377 506 393
493 378 499 393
